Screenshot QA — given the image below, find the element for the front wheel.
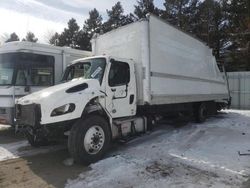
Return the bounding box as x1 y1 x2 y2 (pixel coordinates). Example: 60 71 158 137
68 115 111 164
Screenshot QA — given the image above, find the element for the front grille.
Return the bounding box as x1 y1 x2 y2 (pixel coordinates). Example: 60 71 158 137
16 104 41 126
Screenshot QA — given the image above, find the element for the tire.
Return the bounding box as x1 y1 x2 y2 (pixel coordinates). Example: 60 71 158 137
24 127 49 147
147 116 156 131
68 115 111 164
195 103 207 123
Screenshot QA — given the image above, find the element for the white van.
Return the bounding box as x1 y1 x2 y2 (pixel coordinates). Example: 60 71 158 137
0 41 91 125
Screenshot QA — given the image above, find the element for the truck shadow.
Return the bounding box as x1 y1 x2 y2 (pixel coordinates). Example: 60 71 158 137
0 127 25 144
0 148 88 188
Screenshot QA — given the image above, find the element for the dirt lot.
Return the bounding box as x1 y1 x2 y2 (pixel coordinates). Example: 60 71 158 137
0 127 87 188
1 110 250 188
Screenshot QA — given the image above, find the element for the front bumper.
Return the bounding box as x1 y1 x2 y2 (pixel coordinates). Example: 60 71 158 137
16 104 41 127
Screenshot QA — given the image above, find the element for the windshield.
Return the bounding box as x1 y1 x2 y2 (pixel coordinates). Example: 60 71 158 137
0 53 16 85
62 58 106 84
0 52 54 86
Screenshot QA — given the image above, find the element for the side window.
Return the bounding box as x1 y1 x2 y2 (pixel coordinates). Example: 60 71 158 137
29 54 54 86
16 53 55 86
108 61 130 87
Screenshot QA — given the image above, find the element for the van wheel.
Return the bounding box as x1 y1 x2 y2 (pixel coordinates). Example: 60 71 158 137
195 103 207 123
68 115 111 164
24 127 49 147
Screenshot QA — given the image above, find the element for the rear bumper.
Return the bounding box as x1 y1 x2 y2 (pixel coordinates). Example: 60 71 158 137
15 104 41 127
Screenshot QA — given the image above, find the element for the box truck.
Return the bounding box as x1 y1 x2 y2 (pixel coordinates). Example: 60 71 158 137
16 15 229 164
0 41 91 125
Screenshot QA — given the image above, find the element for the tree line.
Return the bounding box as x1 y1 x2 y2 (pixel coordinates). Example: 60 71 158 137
4 0 250 71
5 32 38 43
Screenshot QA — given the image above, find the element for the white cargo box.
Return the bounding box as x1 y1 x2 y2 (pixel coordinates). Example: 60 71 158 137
92 14 228 105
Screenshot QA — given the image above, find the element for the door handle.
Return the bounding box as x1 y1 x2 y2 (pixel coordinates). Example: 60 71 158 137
111 88 116 92
129 94 135 104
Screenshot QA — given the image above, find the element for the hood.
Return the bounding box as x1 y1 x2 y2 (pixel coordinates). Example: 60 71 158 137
17 78 100 105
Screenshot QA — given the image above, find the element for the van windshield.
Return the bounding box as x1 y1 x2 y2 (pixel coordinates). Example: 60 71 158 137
0 53 16 85
0 52 54 86
62 58 106 84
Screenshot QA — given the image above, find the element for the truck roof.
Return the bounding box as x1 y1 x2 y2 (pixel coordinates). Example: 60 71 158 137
92 14 207 48
0 41 91 56
70 55 106 65
69 55 133 67
148 14 206 46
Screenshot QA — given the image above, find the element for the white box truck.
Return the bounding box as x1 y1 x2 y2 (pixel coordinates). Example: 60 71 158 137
16 15 229 164
0 41 91 125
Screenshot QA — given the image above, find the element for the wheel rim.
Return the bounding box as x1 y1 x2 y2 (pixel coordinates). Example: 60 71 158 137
84 125 105 155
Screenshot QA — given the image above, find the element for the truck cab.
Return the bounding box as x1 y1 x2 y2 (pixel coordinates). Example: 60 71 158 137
16 56 141 164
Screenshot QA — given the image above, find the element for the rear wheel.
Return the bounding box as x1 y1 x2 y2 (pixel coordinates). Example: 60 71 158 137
146 116 156 130
195 103 207 123
68 115 111 164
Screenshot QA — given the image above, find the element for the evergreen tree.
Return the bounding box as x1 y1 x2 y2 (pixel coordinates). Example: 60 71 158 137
58 18 80 48
226 0 249 33
104 2 134 32
181 0 200 34
5 32 20 43
83 8 103 35
134 0 160 19
163 0 190 28
80 8 103 50
194 0 225 58
22 32 38 42
75 30 89 51
221 0 250 71
40 0 249 71
49 32 60 46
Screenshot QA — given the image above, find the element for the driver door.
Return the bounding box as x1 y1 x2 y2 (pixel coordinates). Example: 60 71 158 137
105 58 136 118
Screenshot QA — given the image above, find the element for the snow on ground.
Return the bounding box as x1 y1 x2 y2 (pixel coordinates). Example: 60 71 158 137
0 124 66 161
0 124 11 130
66 110 250 188
0 141 65 162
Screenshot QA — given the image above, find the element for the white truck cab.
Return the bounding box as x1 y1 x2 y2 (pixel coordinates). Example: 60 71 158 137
17 56 137 125
16 56 142 163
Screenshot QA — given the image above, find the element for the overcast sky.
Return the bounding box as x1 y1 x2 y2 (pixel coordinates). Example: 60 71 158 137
0 0 164 43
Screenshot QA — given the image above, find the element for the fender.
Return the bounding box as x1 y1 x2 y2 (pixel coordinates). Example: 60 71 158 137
40 85 105 125
82 96 113 126
82 97 114 138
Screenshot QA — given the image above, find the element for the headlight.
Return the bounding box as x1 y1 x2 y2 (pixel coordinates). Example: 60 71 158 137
51 103 75 117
